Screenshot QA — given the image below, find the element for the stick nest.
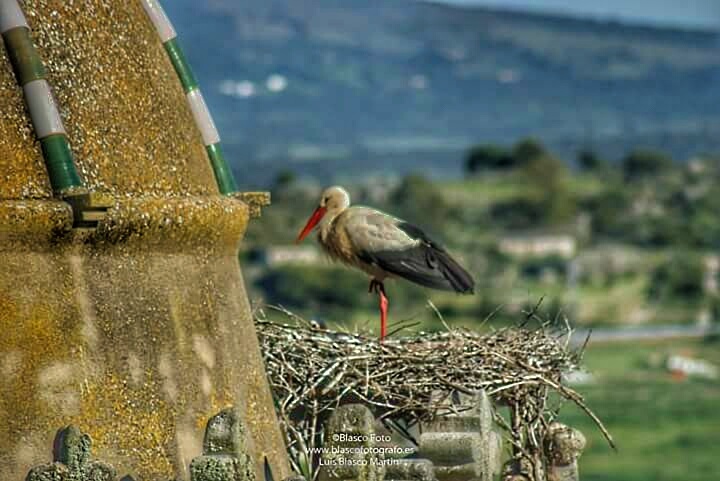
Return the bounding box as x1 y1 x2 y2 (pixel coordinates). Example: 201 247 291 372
255 304 612 480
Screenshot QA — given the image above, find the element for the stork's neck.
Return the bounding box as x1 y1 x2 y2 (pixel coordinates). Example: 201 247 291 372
318 206 347 242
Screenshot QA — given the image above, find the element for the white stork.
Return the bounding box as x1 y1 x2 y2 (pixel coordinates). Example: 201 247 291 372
296 186 475 340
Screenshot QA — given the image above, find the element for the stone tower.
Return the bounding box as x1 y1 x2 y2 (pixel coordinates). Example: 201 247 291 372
0 1 289 480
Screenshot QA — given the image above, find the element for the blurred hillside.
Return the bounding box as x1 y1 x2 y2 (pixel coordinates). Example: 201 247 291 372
167 0 719 186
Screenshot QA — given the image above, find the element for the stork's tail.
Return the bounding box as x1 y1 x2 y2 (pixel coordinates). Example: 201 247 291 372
435 250 475 294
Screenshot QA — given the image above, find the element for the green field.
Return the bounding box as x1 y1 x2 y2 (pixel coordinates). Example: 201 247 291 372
558 337 720 481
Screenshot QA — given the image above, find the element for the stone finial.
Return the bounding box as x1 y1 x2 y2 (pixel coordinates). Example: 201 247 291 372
420 390 502 481
204 408 248 456
544 423 586 481
544 423 586 466
190 408 256 481
26 426 116 481
319 404 385 481
53 425 91 470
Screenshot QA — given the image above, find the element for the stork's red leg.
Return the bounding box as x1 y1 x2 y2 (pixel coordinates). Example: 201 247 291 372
378 282 388 341
369 279 389 340
379 290 388 340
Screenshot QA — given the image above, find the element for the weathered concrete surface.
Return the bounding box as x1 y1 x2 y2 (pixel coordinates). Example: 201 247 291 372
0 195 288 481
0 2 289 480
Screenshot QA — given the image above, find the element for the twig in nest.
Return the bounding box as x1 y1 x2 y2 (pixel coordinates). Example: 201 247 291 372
427 299 454 334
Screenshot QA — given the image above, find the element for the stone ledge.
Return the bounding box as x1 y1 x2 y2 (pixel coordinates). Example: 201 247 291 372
0 200 73 249
233 192 270 219
0 195 250 251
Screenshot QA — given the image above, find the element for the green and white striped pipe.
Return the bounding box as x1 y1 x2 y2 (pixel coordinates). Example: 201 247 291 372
140 0 239 195
0 0 84 194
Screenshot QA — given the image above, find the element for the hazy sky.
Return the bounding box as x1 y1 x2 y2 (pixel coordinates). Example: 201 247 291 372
436 0 720 29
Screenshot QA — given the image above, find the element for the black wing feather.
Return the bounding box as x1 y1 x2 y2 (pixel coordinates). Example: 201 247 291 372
359 222 475 294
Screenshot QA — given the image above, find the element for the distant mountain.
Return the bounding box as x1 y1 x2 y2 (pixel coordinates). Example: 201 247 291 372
165 0 720 186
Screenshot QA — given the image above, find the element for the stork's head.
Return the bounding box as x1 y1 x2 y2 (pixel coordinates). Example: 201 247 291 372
296 186 350 243
318 186 351 212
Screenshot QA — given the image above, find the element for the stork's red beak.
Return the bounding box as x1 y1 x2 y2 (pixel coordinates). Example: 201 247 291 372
296 206 327 243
